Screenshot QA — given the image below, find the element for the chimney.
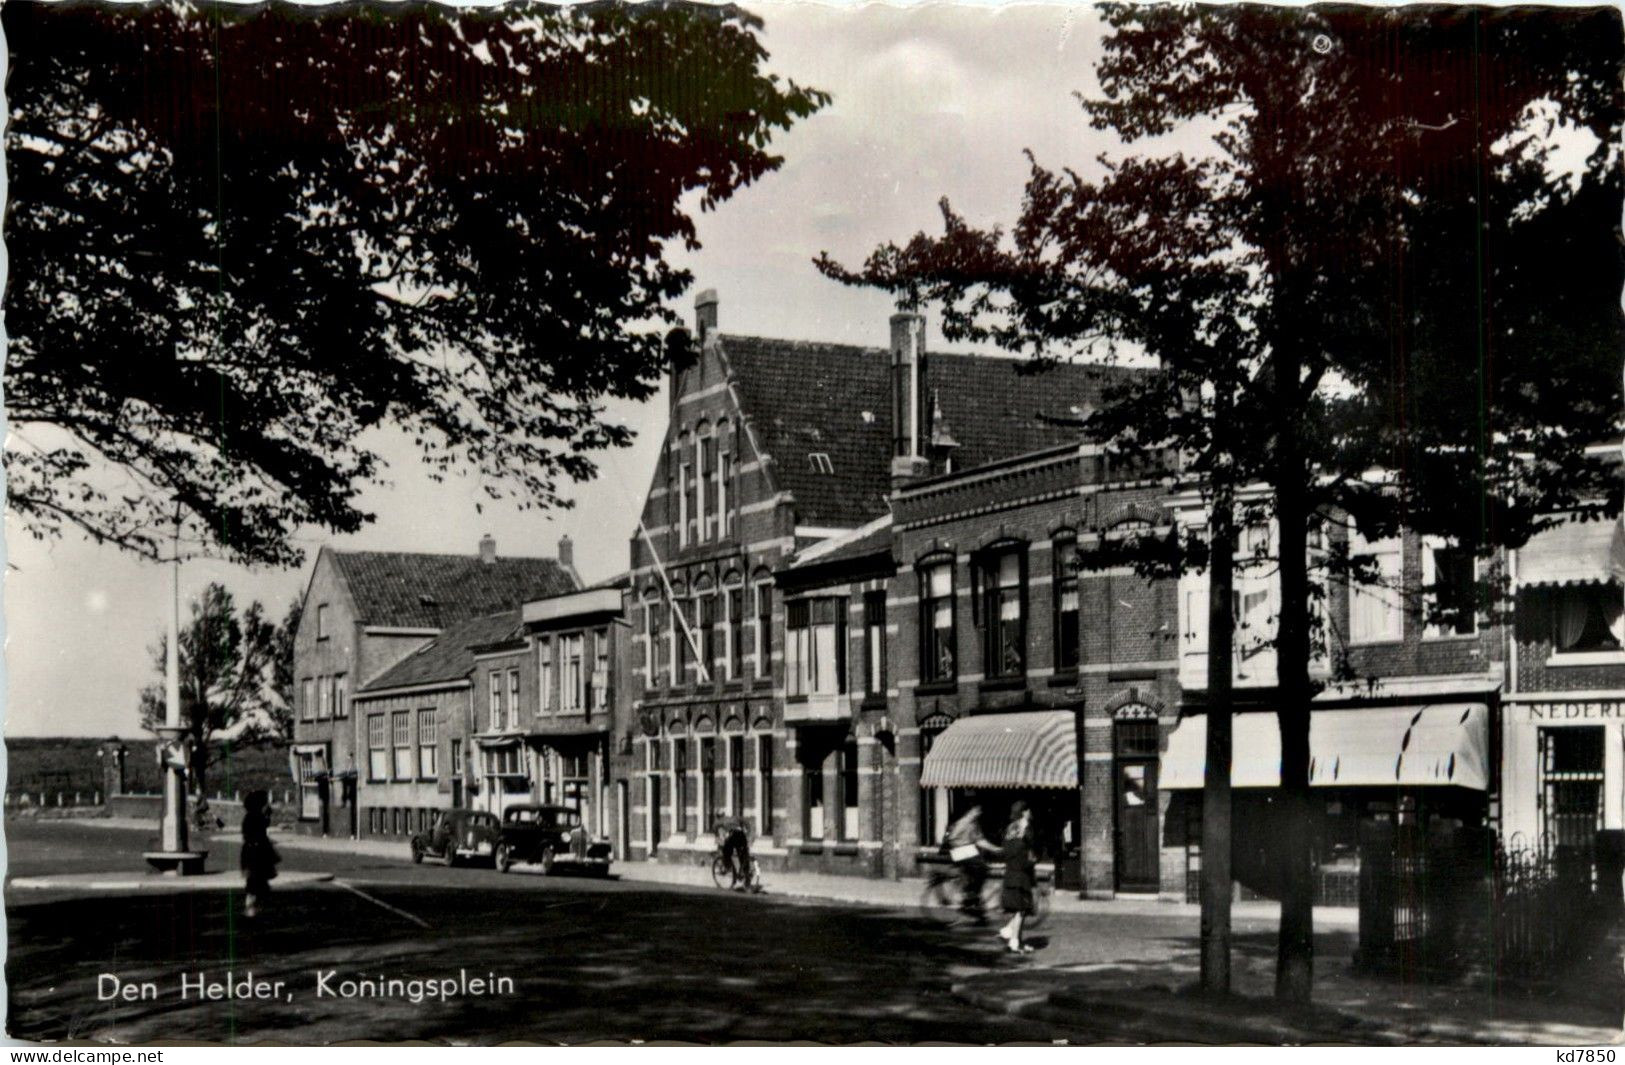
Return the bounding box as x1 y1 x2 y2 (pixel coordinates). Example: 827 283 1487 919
694 288 719 343
478 533 497 564
889 311 930 489
557 534 574 570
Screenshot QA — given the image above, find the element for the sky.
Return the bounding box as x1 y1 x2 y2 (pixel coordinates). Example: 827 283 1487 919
1 3 1142 737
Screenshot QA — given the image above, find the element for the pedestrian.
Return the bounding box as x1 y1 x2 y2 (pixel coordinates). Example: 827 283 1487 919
240 789 280 918
944 804 1001 924
997 801 1037 954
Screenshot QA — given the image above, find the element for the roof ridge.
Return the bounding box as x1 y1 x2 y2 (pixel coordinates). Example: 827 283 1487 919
333 547 559 561
719 332 1136 372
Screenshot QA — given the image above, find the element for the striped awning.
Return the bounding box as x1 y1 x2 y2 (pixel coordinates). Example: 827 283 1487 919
1517 518 1625 588
1161 704 1489 791
919 710 1078 790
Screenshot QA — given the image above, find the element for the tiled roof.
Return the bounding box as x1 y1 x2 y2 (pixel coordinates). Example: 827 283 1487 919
331 550 576 629
721 334 1135 529
360 610 522 693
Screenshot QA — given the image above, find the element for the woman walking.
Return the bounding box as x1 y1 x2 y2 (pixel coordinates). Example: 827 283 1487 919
997 802 1037 954
240 790 280 918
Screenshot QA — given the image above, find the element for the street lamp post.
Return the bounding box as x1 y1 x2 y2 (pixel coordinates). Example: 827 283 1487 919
143 515 208 876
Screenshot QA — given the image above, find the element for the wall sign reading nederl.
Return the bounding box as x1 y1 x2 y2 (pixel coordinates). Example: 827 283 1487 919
1521 702 1625 722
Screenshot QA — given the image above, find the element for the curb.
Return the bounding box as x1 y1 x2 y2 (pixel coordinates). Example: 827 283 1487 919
10 870 336 893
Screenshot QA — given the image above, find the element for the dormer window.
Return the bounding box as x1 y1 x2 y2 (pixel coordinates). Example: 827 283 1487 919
809 452 834 475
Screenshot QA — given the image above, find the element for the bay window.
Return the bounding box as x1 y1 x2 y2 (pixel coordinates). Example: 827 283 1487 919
786 597 847 698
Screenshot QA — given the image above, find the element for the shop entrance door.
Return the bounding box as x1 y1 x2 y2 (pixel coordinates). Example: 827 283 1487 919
1114 716 1161 893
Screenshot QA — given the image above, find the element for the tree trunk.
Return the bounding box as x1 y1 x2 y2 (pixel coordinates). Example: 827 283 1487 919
1200 468 1236 994
1273 414 1315 1003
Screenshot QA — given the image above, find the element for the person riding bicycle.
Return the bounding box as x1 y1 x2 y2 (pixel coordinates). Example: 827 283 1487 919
715 812 753 888
944 805 1002 923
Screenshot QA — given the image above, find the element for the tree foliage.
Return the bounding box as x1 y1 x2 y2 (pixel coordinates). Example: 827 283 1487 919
6 1 828 567
819 4 1623 1000
139 582 284 806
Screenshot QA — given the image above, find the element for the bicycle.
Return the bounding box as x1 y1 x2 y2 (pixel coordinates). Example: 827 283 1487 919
711 842 763 893
918 860 1051 929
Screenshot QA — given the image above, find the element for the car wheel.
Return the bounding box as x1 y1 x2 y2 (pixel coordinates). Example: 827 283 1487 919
540 847 556 876
410 840 424 865
445 847 461 868
495 843 513 874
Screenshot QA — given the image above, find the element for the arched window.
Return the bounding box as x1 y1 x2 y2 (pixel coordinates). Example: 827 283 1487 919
675 432 693 549
1052 531 1080 673
723 571 745 681
975 541 1028 680
917 555 957 684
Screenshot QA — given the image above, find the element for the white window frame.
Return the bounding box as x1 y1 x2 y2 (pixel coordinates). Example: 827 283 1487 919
301 678 314 722
316 603 330 640
1422 536 1479 639
1347 530 1403 645
755 733 773 837
592 628 610 711
391 711 412 781
720 447 733 538
786 597 846 698
678 458 692 548
754 581 773 679
489 671 504 731
367 715 388 781
507 669 521 727
417 709 437 780
562 634 585 711
333 674 348 719
1546 582 1625 664
539 637 554 713
316 675 332 721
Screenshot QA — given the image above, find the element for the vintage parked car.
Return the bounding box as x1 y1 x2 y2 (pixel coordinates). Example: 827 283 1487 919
410 808 501 867
494 803 612 875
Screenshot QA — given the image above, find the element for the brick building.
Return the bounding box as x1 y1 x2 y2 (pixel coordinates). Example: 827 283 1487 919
467 582 628 848
1160 494 1508 905
1502 509 1625 873
887 444 1180 896
622 291 1135 875
290 536 577 836
351 610 517 840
